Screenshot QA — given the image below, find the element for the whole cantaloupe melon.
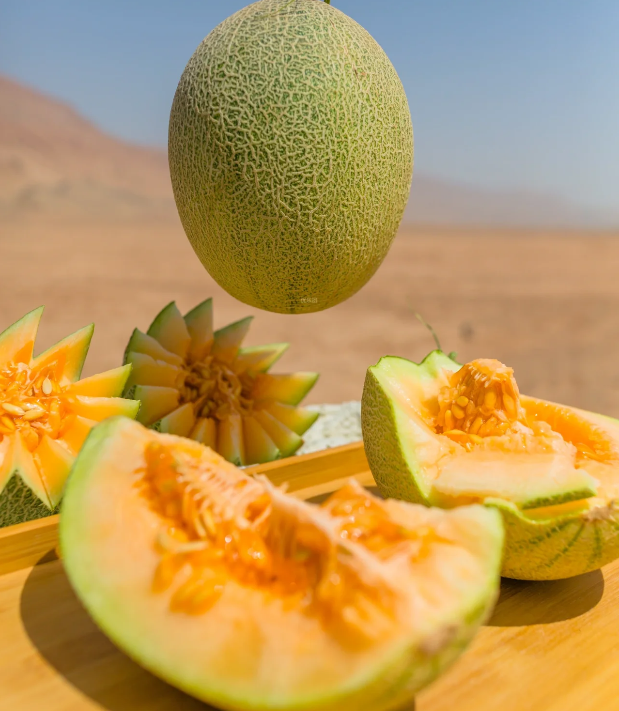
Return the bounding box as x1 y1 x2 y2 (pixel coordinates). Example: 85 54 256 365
169 0 413 314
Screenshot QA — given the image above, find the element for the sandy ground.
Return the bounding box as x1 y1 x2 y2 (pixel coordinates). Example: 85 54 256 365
1 216 618 417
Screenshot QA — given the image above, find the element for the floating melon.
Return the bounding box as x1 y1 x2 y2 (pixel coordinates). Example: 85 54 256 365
168 0 414 314
0 307 139 528
362 350 619 580
60 416 503 711
123 299 319 466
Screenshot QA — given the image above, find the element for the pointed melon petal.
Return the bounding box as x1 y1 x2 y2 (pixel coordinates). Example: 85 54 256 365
66 364 132 398
0 306 44 367
155 403 195 437
234 343 289 374
217 413 245 465
61 416 97 455
265 402 319 436
147 302 191 359
124 329 183 367
190 417 217 448
243 416 280 465
13 432 51 508
184 299 214 362
70 396 141 422
211 317 252 363
31 323 94 383
253 372 318 406
130 385 179 426
254 409 303 457
35 435 74 508
124 352 181 391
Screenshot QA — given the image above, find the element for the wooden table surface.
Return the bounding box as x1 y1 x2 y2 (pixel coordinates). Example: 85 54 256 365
1 442 618 711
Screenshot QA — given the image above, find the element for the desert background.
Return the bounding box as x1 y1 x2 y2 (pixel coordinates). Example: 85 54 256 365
1 73 619 417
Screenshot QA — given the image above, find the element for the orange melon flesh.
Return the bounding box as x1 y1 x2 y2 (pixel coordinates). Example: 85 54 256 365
60 417 503 711
30 323 94 383
0 308 141 527
362 350 619 579
123 299 319 466
0 306 43 368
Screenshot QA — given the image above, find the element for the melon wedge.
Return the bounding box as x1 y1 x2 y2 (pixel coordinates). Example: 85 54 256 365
147 302 191 359
122 299 319 465
0 306 43 367
362 350 619 579
124 329 184 367
0 308 140 528
60 417 503 711
184 299 213 363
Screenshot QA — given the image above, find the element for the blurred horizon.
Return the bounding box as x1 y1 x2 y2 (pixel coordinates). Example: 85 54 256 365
2 0 619 224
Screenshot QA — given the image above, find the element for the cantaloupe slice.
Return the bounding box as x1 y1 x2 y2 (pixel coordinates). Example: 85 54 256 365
211 317 252 362
124 352 181 390
0 306 43 367
189 417 217 448
253 409 303 457
253 372 319 406
155 403 195 438
234 343 289 374
31 324 94 383
184 299 213 363
147 302 191 359
65 364 132 398
60 417 503 711
263 401 319 436
122 300 319 465
131 385 180 427
362 350 619 580
0 308 140 528
124 329 184 366
217 412 245 466
243 415 280 464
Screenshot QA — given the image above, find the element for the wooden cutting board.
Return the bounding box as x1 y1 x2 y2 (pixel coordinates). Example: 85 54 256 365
0 441 617 711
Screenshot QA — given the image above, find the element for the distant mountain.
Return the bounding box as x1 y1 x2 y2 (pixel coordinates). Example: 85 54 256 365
1 74 614 227
0 75 174 219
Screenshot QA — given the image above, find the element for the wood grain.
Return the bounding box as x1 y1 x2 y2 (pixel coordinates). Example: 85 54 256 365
1 441 617 711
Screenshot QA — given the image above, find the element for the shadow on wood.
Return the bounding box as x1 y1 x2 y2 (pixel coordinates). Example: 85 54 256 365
488 569 605 627
20 557 210 710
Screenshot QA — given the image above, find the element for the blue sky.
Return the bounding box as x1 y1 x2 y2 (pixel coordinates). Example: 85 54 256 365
2 0 619 214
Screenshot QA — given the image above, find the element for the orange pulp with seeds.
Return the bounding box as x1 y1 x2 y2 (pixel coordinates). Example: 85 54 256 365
0 360 73 451
435 358 603 463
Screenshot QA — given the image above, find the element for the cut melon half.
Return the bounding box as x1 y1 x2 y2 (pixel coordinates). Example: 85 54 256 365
362 350 619 580
123 299 319 465
0 308 140 528
60 417 503 711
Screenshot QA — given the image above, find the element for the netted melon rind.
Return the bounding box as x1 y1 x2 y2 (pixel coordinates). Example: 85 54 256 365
169 0 414 314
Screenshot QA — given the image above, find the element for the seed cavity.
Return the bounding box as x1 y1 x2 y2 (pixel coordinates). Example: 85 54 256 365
140 442 439 639
0 361 67 447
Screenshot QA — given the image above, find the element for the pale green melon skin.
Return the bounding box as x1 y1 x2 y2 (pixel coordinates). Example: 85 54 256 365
169 0 414 314
60 416 503 711
0 474 58 528
361 351 619 580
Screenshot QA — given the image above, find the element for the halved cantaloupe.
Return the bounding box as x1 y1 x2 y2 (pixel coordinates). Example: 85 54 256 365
362 350 619 580
0 307 140 527
123 299 319 466
60 416 503 711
